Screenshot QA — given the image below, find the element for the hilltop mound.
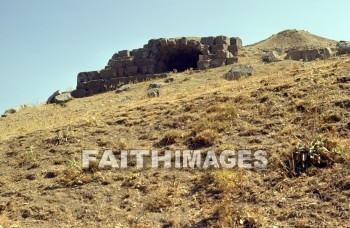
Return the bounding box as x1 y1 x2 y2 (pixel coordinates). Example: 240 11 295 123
249 29 337 51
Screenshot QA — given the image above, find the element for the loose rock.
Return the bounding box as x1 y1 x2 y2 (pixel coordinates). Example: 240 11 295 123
262 51 283 62
54 93 73 104
224 64 253 80
116 84 131 93
47 90 61 104
1 105 27 117
147 88 160 98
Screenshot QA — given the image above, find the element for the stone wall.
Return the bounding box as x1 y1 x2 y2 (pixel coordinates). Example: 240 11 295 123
72 36 242 98
285 48 332 62
337 41 350 55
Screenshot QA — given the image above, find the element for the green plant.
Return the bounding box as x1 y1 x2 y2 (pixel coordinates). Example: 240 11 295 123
289 137 340 175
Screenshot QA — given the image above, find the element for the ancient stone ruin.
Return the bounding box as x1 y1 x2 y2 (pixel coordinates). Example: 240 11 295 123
285 48 333 62
72 36 242 98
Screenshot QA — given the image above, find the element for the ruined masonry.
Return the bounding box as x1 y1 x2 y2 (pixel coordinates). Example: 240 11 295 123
72 36 242 98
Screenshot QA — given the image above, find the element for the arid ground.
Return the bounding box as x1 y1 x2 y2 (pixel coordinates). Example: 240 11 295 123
0 30 349 227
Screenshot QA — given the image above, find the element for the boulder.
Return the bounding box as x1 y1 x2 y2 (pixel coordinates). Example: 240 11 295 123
224 64 253 80
148 83 164 89
164 77 174 83
147 88 160 98
230 37 243 49
262 51 283 63
337 41 350 55
47 90 61 104
54 93 73 104
116 84 131 93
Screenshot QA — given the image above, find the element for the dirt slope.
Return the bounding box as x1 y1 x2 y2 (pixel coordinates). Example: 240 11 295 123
248 29 338 51
0 39 350 227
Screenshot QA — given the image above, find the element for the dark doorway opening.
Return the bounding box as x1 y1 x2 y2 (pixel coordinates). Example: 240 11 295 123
157 45 202 72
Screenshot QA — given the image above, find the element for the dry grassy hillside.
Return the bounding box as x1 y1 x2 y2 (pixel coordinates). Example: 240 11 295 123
0 36 350 227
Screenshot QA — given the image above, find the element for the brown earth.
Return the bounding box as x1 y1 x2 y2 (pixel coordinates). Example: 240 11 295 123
0 31 349 227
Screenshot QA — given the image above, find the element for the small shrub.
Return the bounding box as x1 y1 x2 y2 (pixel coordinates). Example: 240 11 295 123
288 137 341 176
158 130 182 146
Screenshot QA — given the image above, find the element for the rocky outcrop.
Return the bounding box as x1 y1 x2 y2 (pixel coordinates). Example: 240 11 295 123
224 64 253 80
73 36 242 98
285 48 332 61
337 41 350 55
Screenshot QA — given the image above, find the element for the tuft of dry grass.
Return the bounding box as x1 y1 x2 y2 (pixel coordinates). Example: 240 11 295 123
188 129 218 149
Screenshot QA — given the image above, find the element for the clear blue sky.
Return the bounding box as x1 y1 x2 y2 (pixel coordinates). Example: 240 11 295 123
0 0 349 113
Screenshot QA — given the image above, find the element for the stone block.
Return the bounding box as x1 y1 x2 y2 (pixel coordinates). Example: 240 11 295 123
198 55 212 61
210 44 228 53
214 36 230 45
140 66 148 74
122 58 134 67
215 50 233 59
201 48 211 55
100 68 114 79
176 37 187 45
147 65 155 74
226 57 238 65
210 59 226 68
337 41 350 55
200 37 215 46
134 59 157 67
197 60 210 70
117 67 126 77
228 45 239 55
118 50 130 58
230 37 243 49
126 66 138 76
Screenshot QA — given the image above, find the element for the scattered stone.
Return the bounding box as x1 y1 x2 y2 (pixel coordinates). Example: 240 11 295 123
54 93 73 104
337 41 350 55
224 64 253 81
116 84 131 93
148 83 164 89
286 48 332 61
1 105 27 117
164 77 174 83
147 88 160 98
47 90 61 104
262 51 283 62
